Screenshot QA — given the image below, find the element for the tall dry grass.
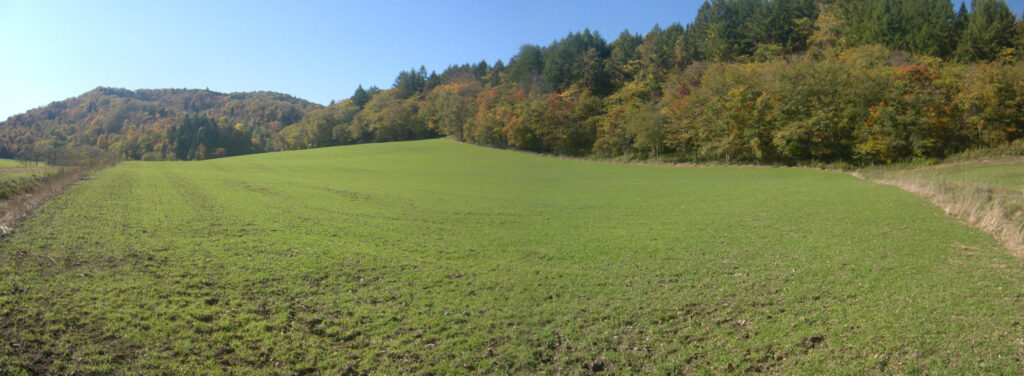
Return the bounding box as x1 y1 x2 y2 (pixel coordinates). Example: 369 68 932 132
0 161 117 235
855 171 1024 256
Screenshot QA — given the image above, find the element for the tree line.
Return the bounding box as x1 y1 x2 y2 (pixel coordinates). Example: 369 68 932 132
281 0 1024 165
0 88 323 162
2 0 1022 164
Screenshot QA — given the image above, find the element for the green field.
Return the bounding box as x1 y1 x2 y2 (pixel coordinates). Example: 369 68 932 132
0 158 50 181
0 171 49 181
0 161 56 201
2 139 1023 374
857 158 1024 256
0 159 43 168
898 159 1024 192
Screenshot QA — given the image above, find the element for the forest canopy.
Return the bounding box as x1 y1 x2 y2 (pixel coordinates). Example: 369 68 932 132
3 0 1023 165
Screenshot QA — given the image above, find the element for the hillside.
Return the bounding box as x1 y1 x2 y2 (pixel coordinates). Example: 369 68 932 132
3 139 1023 374
0 87 323 161
255 0 1024 166
3 0 1022 166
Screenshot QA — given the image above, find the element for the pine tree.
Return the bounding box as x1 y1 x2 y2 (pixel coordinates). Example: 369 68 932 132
952 1 970 45
606 30 643 87
351 85 370 109
957 0 1016 61
903 0 956 57
507 44 544 89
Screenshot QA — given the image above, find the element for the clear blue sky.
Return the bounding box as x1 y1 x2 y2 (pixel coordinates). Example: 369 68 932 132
1 1 1022 120
0 0 707 119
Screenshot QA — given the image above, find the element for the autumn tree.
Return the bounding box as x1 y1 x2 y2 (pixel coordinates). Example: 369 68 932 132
424 77 483 141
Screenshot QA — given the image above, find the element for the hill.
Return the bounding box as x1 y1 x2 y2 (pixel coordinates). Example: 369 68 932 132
2 139 1022 373
4 0 1023 166
0 87 323 162
252 0 1024 166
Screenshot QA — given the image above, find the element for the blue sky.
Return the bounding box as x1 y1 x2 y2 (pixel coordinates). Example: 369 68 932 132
0 0 706 119
1 1 1022 120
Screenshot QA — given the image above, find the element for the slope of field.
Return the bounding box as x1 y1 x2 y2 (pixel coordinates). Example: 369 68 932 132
0 159 42 168
901 158 1024 192
2 140 1023 374
0 160 56 201
860 158 1024 255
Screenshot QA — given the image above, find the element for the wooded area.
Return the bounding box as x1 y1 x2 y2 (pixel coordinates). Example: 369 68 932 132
3 0 1022 165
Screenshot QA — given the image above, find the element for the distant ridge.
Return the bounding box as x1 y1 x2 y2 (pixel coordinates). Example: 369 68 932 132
0 87 323 161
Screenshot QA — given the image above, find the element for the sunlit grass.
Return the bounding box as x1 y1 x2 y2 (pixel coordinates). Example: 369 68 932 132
2 139 1022 374
905 158 1024 192
0 159 43 169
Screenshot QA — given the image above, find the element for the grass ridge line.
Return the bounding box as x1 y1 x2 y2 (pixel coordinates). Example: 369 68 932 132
450 138 841 170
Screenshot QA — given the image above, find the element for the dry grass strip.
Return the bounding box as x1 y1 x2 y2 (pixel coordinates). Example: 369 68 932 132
854 171 1024 256
0 162 116 235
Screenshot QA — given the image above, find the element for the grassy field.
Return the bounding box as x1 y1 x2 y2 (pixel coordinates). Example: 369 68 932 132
894 158 1024 192
2 139 1024 374
0 160 55 201
860 158 1024 255
0 159 43 168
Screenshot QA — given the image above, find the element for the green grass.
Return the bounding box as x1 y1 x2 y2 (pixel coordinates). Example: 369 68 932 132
858 158 1024 255
898 159 1024 193
0 159 43 169
0 167 58 201
2 139 1024 374
0 171 47 180
0 158 51 188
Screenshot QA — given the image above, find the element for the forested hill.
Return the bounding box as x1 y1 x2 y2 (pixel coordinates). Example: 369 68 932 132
5 0 1024 164
281 0 1024 166
0 87 324 162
